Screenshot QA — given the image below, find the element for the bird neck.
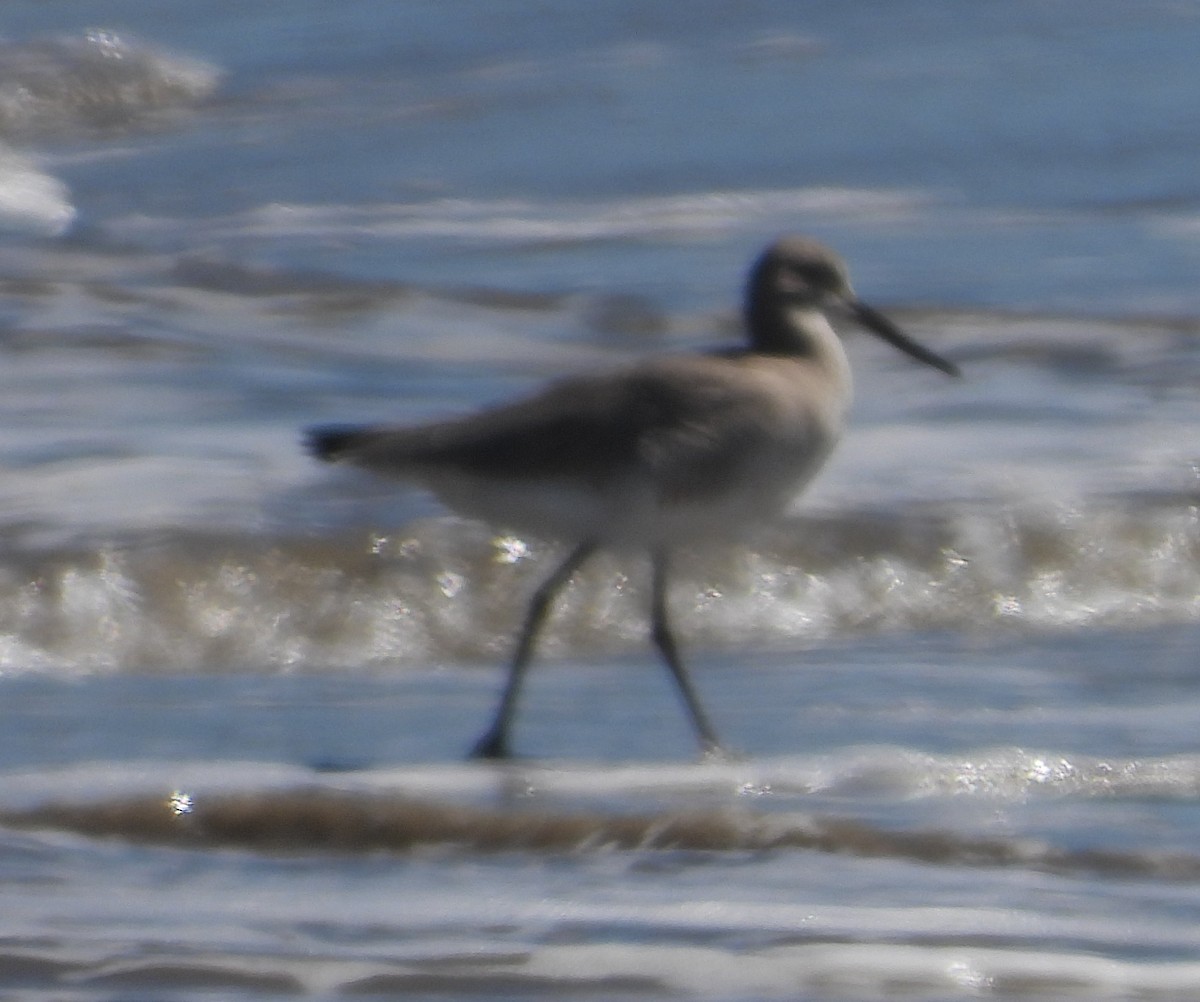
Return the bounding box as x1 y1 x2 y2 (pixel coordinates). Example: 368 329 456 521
746 298 852 383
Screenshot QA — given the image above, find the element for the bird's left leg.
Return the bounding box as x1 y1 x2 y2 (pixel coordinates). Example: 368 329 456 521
469 540 598 759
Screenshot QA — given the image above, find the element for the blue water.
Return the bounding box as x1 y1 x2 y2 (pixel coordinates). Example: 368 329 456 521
3 2 1200 999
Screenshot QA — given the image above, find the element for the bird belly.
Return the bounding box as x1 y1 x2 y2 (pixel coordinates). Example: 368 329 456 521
420 428 835 549
422 471 624 543
650 443 832 545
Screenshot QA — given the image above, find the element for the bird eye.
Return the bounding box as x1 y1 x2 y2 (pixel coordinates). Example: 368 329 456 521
776 263 841 303
798 262 842 290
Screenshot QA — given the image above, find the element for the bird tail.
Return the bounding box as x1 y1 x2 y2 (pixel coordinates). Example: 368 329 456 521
304 424 374 463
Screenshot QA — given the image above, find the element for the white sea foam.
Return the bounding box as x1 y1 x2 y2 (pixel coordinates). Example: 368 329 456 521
112 186 932 245
0 30 220 136
0 147 74 235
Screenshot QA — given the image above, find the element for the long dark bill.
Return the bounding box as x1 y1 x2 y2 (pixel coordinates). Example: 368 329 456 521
851 301 960 377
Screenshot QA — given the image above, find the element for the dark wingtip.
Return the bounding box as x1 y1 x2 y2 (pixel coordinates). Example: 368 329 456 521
304 425 364 463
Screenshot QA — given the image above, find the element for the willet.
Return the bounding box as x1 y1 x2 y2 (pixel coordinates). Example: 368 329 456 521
305 237 959 758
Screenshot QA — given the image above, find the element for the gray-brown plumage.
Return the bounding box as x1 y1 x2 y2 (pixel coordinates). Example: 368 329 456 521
306 236 958 758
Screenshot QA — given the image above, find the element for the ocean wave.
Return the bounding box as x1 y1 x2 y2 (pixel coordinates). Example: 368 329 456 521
0 492 1198 674
0 29 221 138
113 185 930 246
5 781 1200 881
6 745 1198 817
4 747 1200 997
3 935 1198 1001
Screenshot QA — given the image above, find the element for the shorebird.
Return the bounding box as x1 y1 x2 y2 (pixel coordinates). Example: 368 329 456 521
305 237 958 758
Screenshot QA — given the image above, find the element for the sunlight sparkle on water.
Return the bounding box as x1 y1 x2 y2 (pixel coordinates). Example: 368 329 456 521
493 535 530 564
167 790 193 815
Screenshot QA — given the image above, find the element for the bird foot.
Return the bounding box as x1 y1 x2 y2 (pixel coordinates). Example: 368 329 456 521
468 730 512 760
699 742 745 764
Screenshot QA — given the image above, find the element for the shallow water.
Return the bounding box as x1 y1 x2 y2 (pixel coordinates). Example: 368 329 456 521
3 2 1200 999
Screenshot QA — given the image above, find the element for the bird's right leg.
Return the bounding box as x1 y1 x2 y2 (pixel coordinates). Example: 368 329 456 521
469 540 598 759
649 549 723 756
